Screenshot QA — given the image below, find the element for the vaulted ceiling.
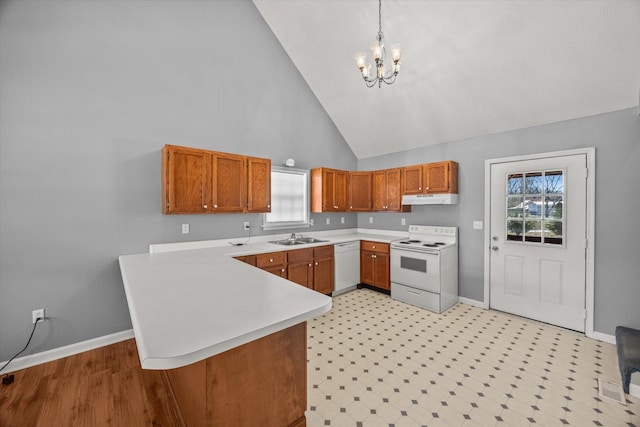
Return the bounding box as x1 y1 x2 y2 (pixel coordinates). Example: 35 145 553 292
253 0 640 159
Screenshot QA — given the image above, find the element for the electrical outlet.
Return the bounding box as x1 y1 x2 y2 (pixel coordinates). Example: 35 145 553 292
181 224 189 234
401 218 406 226
369 217 373 224
341 217 345 224
243 221 250 230
473 221 483 230
32 308 45 324
326 218 330 225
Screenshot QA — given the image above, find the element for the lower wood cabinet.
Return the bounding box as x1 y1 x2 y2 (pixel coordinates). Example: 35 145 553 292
360 241 390 290
236 245 335 294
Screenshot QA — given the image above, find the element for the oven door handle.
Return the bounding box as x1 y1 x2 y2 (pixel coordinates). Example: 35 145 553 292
391 246 439 255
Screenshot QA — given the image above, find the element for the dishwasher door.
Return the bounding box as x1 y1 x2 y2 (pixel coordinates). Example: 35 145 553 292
334 241 360 296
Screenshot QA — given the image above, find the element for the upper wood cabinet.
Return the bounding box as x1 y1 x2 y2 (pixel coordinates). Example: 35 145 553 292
402 161 458 195
311 168 348 213
162 145 211 214
372 168 403 212
348 171 372 212
162 145 271 214
246 157 271 213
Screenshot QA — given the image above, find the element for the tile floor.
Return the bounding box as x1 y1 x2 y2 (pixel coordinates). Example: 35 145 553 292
306 289 639 427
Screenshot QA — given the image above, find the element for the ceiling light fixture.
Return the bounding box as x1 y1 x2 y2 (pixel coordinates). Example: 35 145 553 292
354 0 402 88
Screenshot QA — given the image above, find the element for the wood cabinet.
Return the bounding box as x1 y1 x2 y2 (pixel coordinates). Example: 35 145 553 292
162 145 210 214
311 167 348 212
286 246 334 294
162 145 271 214
247 156 271 213
312 245 335 295
286 248 314 288
256 252 287 278
372 168 403 212
360 241 390 290
238 245 334 294
402 160 458 195
348 171 372 212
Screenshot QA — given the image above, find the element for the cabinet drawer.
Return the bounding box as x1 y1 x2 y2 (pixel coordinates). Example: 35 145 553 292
256 252 286 268
313 245 334 259
287 248 313 263
360 241 389 254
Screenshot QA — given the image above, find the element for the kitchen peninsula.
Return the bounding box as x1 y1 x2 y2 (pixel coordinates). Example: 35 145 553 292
118 229 404 426
119 246 333 427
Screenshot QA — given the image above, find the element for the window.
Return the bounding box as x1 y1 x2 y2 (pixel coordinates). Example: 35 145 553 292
262 167 310 230
506 169 564 245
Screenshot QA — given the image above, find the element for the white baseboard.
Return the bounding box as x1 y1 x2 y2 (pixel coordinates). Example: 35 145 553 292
458 296 488 309
1 329 134 374
592 331 616 345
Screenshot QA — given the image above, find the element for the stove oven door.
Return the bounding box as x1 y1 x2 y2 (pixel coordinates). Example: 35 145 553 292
390 247 440 293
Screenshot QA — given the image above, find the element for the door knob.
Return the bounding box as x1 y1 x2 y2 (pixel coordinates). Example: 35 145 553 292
492 236 499 241
491 246 499 251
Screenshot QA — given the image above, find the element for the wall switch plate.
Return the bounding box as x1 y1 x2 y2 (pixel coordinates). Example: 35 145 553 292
341 217 345 224
32 308 45 324
401 218 406 226
310 218 314 226
326 218 330 225
369 217 373 224
182 224 189 234
243 221 250 230
473 221 483 230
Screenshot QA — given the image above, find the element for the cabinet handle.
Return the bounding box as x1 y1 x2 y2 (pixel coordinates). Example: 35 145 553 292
315 262 318 266
214 204 218 208
419 187 422 190
309 263 312 267
269 258 274 263
372 245 376 249
267 204 270 208
203 204 208 208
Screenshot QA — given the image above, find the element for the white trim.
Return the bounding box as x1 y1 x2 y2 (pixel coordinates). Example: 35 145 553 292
484 148 596 338
631 380 640 399
0 329 134 374
592 331 616 345
458 296 488 309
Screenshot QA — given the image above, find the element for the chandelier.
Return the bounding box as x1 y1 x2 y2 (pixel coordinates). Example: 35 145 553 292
354 0 402 88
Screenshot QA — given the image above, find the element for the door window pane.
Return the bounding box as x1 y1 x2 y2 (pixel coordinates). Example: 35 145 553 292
505 169 565 246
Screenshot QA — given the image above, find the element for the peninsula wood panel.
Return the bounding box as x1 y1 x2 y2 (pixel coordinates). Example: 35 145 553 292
164 323 308 427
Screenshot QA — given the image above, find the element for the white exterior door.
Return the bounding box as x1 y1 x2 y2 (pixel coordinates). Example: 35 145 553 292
489 153 587 332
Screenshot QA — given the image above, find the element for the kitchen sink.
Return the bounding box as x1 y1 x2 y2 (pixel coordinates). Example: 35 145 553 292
295 237 328 243
269 237 329 245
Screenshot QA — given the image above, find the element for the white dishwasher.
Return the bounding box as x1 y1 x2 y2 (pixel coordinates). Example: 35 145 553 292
333 241 360 296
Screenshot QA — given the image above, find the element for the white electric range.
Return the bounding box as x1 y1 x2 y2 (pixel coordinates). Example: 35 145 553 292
390 225 458 313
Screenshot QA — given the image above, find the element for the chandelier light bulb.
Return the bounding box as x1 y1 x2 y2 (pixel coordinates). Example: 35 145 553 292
354 51 367 69
371 41 383 62
390 44 402 62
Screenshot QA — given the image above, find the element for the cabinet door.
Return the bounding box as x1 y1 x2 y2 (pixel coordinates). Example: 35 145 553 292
162 145 211 214
263 265 287 278
246 157 271 213
334 170 348 211
385 168 402 211
313 256 334 294
349 171 372 212
287 261 313 288
322 169 336 211
402 165 423 195
212 152 246 213
360 250 375 285
373 252 390 290
425 161 458 194
372 170 388 211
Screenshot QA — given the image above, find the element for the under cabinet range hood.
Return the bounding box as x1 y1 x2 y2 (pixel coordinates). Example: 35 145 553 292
401 194 459 205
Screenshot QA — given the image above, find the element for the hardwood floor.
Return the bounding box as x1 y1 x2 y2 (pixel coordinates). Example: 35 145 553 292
0 339 184 426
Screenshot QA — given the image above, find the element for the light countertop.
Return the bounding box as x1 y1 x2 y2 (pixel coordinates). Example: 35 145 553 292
119 228 406 370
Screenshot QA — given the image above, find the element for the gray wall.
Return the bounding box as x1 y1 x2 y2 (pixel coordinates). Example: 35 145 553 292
358 108 640 334
0 0 357 361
